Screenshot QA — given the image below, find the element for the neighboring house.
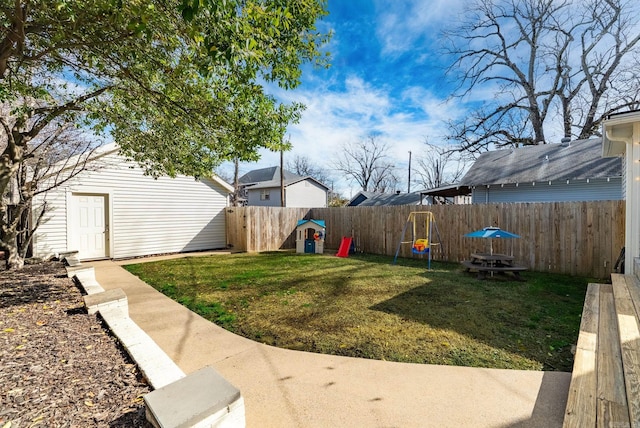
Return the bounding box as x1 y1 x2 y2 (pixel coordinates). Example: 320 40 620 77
347 191 432 207
459 138 622 204
32 144 233 261
420 184 472 205
347 191 376 207
238 166 328 207
602 110 640 276
348 190 470 207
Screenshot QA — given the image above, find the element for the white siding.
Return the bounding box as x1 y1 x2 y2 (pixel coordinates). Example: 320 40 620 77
285 180 327 208
622 154 627 199
471 178 623 204
33 151 229 260
32 188 69 257
245 179 327 207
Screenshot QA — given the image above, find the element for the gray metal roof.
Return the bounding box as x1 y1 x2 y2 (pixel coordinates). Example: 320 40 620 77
239 166 328 190
461 138 622 186
347 191 376 206
349 191 426 206
238 166 303 185
421 184 472 198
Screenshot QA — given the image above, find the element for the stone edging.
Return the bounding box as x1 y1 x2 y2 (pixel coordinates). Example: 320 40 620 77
66 262 245 428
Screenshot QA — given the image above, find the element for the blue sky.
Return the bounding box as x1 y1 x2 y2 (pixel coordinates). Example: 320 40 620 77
223 0 469 197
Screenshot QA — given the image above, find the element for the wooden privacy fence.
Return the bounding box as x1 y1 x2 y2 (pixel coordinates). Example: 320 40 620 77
225 201 625 279
225 207 311 252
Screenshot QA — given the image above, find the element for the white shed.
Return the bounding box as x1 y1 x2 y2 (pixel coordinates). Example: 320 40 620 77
32 144 233 261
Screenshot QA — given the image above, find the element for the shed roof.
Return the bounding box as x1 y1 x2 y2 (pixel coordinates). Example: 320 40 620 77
45 142 234 192
461 138 622 186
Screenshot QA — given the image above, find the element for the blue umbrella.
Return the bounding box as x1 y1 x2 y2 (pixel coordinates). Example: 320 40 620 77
464 227 521 254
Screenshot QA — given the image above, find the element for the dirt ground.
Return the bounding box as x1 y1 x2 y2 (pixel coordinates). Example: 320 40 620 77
0 261 151 427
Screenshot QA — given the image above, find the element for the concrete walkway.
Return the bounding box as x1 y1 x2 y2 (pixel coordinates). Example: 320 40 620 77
92 255 571 427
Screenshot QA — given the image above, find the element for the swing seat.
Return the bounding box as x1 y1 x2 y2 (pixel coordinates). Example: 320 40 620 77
412 239 429 254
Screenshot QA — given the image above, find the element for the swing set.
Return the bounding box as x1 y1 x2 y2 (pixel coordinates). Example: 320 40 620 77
392 211 443 269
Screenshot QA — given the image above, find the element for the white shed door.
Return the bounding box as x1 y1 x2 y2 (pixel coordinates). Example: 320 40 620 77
71 194 109 259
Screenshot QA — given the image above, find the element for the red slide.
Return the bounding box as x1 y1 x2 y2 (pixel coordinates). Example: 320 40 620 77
336 237 353 258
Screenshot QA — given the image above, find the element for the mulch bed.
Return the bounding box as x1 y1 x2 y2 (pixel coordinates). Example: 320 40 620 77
0 261 151 427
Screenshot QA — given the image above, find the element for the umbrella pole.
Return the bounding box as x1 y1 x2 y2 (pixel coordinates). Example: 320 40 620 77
490 240 494 277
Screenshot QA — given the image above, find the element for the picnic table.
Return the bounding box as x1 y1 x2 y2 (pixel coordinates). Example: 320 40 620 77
461 253 527 280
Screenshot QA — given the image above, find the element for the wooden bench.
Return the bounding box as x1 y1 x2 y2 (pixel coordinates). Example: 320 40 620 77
563 274 640 427
460 260 527 280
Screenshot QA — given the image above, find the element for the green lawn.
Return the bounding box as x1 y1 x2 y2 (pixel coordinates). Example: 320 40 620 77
124 252 590 371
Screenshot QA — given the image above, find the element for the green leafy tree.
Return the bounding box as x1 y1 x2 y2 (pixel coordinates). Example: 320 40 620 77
0 0 330 269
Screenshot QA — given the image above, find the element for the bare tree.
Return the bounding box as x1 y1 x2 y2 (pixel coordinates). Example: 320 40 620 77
371 169 400 194
332 135 399 193
445 0 640 153
1 107 100 268
286 154 331 185
286 154 349 205
213 165 234 185
414 140 468 189
215 158 246 207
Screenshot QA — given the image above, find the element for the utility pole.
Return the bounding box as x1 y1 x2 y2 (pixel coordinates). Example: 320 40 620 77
280 149 285 207
407 151 412 193
233 157 239 206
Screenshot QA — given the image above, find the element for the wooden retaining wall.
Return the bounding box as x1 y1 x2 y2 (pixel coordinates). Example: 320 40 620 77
225 201 625 279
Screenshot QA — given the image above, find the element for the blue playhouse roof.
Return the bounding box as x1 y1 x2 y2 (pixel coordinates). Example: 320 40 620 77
297 219 326 228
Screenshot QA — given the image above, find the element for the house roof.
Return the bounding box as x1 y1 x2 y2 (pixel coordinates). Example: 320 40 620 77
421 184 472 198
239 166 329 190
461 138 622 186
347 191 377 206
239 166 302 185
348 191 427 207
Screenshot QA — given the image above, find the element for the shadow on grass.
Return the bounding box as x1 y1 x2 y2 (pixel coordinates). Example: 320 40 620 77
370 270 587 371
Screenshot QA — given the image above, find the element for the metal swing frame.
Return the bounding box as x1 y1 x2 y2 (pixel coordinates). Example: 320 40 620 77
392 211 443 269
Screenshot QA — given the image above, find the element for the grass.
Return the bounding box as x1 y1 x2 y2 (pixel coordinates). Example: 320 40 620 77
124 252 590 371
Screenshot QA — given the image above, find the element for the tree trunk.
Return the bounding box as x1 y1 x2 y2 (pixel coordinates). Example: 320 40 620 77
2 229 24 269
1 205 26 270
529 106 546 144
0 129 26 269
280 150 285 207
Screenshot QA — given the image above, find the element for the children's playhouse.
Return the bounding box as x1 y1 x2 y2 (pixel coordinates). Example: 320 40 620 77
296 219 326 254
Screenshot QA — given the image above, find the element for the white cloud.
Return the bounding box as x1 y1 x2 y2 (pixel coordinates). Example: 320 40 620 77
240 75 468 197
375 0 467 56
